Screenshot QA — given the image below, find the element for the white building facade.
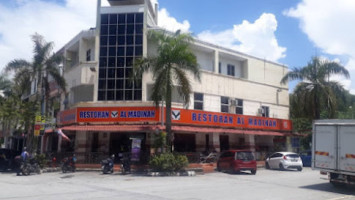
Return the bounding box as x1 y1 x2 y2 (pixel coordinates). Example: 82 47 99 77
47 0 292 163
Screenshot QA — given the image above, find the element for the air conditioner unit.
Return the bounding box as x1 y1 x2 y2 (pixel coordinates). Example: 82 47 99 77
230 99 237 106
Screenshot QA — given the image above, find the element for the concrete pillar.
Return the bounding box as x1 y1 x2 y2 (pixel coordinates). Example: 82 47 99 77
195 134 205 152
75 131 89 163
214 50 219 74
244 135 255 152
212 133 220 152
286 136 292 152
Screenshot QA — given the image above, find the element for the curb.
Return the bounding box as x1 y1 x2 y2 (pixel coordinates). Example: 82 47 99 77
147 171 196 177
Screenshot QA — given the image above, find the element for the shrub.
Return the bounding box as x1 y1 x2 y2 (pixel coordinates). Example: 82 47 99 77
34 154 47 168
149 153 189 172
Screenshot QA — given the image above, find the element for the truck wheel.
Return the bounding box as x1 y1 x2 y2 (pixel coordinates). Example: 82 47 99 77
216 163 221 172
297 167 302 171
251 169 256 175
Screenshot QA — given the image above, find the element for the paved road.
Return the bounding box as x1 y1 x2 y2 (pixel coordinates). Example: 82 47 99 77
0 168 354 200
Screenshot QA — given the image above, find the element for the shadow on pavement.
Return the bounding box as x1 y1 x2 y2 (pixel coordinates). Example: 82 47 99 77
300 183 355 195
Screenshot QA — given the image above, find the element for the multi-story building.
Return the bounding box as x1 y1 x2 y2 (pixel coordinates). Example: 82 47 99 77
47 0 292 162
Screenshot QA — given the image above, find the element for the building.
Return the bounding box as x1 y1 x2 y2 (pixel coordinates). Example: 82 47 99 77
47 0 292 163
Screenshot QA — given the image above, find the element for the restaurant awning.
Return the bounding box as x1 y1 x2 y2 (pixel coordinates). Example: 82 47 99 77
59 124 289 136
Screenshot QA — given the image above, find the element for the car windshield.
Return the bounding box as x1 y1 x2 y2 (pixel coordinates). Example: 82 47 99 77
286 154 299 158
235 151 254 161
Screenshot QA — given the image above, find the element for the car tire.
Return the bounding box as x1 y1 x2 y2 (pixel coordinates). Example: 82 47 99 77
251 169 256 175
297 167 302 171
279 163 284 171
265 162 270 169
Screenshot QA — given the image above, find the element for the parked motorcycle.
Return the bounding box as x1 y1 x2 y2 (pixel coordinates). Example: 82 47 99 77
62 155 76 173
21 158 41 176
101 155 115 174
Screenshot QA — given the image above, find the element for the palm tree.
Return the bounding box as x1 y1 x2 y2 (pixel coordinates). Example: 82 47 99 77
281 57 349 119
5 33 66 116
133 30 201 151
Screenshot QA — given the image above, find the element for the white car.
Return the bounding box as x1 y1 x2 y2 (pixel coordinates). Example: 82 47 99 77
265 152 303 171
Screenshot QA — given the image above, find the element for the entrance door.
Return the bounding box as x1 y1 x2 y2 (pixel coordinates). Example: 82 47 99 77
220 135 229 151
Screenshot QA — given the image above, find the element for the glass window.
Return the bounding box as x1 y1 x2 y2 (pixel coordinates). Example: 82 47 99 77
107 68 116 78
221 96 229 113
99 57 107 67
108 36 116 46
262 106 269 117
126 47 134 56
125 79 133 89
98 80 106 89
118 14 126 24
117 25 125 35
218 62 221 74
117 57 125 67
125 67 132 77
116 79 124 89
117 47 125 57
107 90 115 100
98 90 106 101
108 57 115 67
235 99 243 114
127 25 134 34
101 14 108 24
117 36 125 45
135 24 143 34
194 93 203 110
107 80 115 89
127 13 134 23
100 36 108 46
109 47 116 57
86 49 91 61
135 35 143 45
100 47 107 57
134 90 142 100
99 69 107 79
126 57 133 67
116 90 124 100
135 46 143 56
227 64 235 76
125 90 133 100
126 35 134 45
109 14 117 24
135 13 143 23
101 25 108 35
109 25 117 35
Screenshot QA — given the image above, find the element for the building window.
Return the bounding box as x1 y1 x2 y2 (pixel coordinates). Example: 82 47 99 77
194 93 203 110
218 62 221 74
86 49 91 61
262 106 269 117
235 99 243 114
98 12 143 101
227 64 235 76
221 96 229 113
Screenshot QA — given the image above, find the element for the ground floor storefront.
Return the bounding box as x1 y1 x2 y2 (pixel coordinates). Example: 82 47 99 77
43 106 293 164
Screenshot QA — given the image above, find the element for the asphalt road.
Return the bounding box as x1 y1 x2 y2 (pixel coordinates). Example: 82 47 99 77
0 168 354 200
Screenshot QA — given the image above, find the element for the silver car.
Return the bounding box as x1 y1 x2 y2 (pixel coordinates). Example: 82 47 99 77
265 152 303 171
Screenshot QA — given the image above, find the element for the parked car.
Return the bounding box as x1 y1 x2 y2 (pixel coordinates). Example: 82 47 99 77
217 150 257 175
0 148 20 171
299 151 312 167
265 152 303 171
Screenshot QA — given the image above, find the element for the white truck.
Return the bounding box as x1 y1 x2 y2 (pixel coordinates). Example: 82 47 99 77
312 120 355 185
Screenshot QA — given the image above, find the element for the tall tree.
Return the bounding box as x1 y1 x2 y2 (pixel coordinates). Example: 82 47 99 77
133 30 200 151
5 33 66 116
281 57 350 119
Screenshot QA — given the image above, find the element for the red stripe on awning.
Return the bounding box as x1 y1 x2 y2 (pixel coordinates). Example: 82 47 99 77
59 125 288 136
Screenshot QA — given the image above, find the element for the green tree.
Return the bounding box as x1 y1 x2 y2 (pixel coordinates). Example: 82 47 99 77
133 30 200 151
5 33 66 116
281 57 349 119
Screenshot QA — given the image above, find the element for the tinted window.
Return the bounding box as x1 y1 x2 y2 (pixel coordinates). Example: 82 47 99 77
270 153 282 158
286 154 300 158
235 151 255 161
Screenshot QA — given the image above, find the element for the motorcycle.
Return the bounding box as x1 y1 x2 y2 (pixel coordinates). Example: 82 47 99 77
101 156 114 174
62 156 76 173
21 158 41 176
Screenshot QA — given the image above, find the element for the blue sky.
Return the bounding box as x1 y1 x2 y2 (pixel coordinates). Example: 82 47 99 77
0 0 354 93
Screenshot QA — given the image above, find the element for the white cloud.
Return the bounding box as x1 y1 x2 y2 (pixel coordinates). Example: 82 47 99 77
284 0 355 94
0 0 99 73
157 8 190 33
197 13 286 62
